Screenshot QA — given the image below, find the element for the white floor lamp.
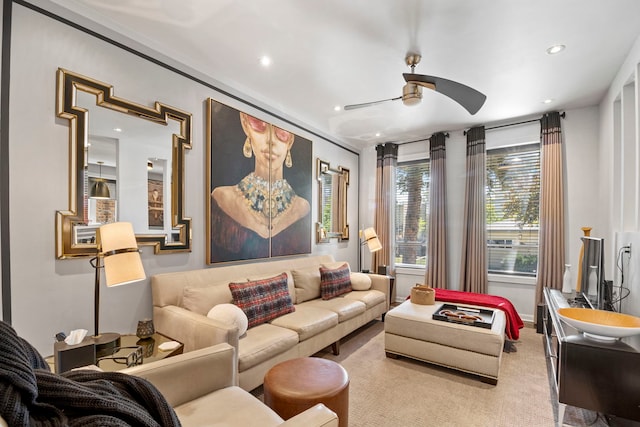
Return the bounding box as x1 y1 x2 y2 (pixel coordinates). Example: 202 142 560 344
359 227 382 273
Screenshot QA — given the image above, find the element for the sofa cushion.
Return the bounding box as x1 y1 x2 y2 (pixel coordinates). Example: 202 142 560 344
319 263 352 300
350 272 372 291
343 289 386 309
248 271 296 305
322 261 351 270
207 303 249 336
305 298 367 322
291 267 321 303
229 273 295 328
174 385 284 426
238 324 299 371
270 305 339 341
183 282 233 315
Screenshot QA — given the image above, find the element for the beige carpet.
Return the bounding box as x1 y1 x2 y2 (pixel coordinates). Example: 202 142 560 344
254 320 612 427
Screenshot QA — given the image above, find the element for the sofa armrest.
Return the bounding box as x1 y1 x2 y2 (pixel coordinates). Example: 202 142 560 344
278 404 339 427
122 343 237 408
367 273 391 309
153 305 240 352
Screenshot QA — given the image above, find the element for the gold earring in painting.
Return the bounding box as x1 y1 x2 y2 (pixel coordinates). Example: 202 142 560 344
285 150 293 168
243 137 253 158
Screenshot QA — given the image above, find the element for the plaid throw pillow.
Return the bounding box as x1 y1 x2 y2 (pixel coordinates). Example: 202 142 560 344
319 263 352 300
229 272 295 328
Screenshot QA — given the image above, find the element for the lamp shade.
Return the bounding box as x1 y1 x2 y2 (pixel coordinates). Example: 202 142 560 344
90 179 111 199
98 222 145 287
90 161 111 199
363 227 382 253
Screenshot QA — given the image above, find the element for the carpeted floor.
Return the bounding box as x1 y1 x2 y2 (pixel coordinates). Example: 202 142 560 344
253 320 616 426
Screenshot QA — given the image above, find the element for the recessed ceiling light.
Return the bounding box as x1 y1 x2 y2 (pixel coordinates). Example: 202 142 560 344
546 44 565 55
543 98 554 104
259 56 272 67
113 127 122 132
375 132 381 137
334 105 342 112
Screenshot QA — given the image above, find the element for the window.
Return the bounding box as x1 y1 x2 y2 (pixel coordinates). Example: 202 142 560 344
486 143 540 276
395 160 430 266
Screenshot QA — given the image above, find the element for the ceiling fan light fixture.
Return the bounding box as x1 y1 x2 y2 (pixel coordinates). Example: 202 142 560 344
344 51 485 114
402 83 422 106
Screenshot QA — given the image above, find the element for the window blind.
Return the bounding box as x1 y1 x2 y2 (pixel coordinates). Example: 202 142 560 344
486 142 540 276
395 160 430 266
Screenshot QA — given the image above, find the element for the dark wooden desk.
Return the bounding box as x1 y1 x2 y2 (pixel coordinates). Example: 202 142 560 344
543 288 640 424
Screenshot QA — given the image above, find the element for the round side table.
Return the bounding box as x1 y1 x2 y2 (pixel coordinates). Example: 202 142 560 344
263 357 349 427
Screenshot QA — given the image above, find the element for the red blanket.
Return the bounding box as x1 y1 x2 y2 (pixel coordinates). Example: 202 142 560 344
434 289 524 340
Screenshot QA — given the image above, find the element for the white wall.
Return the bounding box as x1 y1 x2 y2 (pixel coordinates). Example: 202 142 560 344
358 145 379 272
6 4 359 354
600 34 640 315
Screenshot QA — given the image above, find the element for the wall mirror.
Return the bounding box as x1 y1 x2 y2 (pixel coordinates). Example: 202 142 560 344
316 159 349 243
55 68 192 258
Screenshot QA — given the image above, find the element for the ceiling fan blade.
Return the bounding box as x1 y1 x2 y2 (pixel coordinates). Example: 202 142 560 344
344 96 402 110
403 73 486 115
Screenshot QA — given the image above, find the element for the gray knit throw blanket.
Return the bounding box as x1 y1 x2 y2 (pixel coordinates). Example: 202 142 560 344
0 321 181 426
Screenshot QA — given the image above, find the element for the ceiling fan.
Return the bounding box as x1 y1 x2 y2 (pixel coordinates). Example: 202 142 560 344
344 53 486 115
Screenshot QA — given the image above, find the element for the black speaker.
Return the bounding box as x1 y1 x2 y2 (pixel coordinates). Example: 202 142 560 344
536 303 545 334
54 340 96 373
377 265 389 276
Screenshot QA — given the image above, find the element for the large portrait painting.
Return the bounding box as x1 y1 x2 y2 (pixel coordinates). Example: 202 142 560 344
206 99 312 264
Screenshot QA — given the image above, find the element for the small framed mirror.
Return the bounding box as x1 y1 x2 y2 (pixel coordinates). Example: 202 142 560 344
55 68 192 258
316 158 349 243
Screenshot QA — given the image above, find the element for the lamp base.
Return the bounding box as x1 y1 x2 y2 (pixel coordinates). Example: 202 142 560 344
92 332 121 358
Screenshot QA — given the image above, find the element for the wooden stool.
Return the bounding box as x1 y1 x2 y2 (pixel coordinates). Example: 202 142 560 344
263 357 349 427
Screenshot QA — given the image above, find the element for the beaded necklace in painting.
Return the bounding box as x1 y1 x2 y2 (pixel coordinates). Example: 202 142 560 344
237 173 295 225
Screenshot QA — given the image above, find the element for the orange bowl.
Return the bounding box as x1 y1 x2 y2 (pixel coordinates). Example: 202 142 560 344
557 307 640 340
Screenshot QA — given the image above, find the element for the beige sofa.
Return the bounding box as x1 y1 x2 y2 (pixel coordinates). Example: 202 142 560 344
151 255 390 391
123 343 339 426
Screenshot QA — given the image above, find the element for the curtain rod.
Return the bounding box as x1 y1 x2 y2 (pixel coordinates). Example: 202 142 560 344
464 111 566 135
396 132 450 146
396 111 566 144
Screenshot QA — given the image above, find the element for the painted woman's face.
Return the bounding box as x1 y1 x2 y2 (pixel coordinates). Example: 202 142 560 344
241 113 294 170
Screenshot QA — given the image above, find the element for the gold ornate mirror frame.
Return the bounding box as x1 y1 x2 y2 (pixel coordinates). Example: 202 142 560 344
316 158 349 243
55 68 192 258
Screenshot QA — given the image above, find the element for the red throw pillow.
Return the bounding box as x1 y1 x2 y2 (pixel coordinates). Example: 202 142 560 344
319 263 352 300
229 273 295 328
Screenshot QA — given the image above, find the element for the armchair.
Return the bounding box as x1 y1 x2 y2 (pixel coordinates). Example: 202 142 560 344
123 343 339 427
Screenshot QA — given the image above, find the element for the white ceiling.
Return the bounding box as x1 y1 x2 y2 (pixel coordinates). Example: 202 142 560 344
41 0 640 150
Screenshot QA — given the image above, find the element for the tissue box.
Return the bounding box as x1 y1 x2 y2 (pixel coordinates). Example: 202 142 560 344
54 339 96 373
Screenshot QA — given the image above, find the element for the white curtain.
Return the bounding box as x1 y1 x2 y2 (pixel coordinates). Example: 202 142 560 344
372 143 397 274
425 133 448 289
459 126 488 293
535 112 565 309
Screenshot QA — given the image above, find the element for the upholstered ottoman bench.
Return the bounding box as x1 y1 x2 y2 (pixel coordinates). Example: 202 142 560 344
384 299 506 384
